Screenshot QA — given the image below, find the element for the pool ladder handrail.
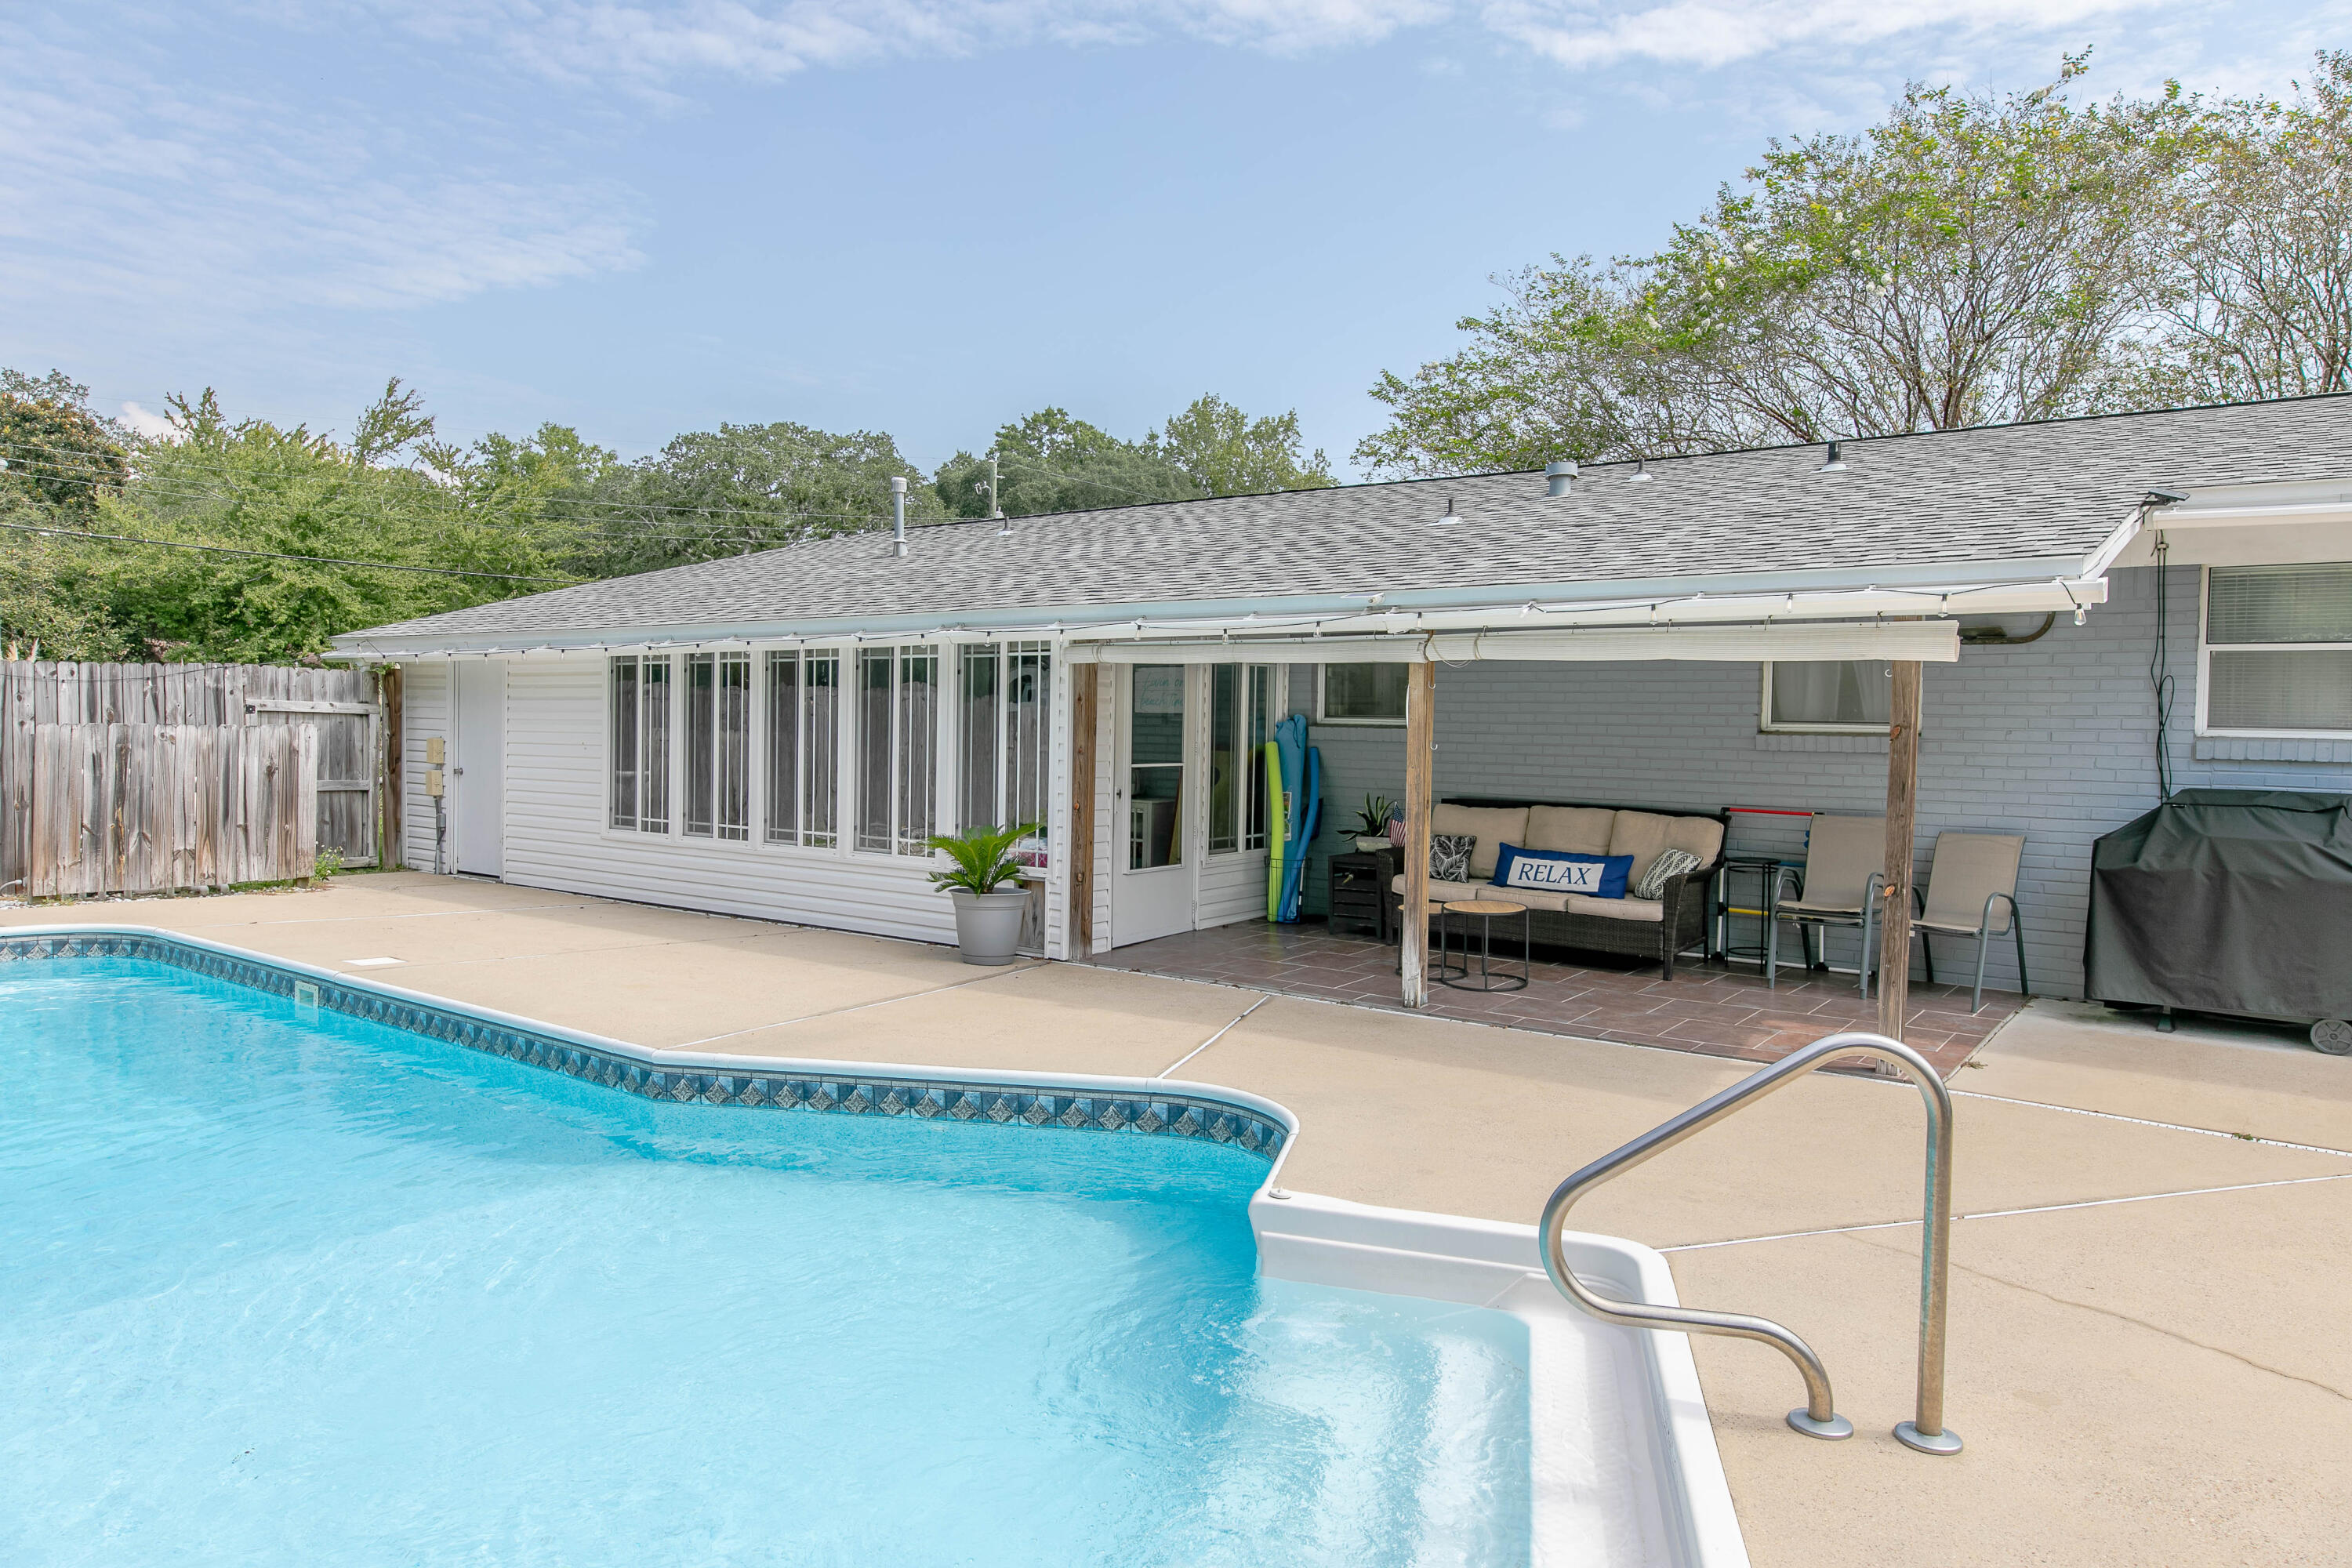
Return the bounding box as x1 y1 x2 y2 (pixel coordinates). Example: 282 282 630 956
1538 1029 1962 1455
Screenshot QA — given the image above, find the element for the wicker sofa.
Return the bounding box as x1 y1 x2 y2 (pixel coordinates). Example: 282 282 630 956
1381 797 1728 980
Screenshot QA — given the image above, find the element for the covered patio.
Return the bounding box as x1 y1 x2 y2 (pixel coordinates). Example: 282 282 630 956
1083 913 2024 1075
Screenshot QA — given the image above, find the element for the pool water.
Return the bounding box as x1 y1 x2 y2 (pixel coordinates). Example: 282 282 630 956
3 958 1531 1566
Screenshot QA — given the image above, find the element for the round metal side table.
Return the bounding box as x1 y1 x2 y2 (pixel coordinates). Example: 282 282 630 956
1438 900 1530 993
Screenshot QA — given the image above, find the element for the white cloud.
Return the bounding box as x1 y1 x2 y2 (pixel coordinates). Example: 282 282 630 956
0 21 641 324
365 0 1448 86
118 402 176 440
1479 0 2147 72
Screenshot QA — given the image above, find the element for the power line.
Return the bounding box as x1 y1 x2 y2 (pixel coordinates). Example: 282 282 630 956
0 451 892 552
0 441 898 543
0 520 575 583
0 437 906 528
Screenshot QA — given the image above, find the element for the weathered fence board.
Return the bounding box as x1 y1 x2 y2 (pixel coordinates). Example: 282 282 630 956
15 722 317 898
2 660 380 896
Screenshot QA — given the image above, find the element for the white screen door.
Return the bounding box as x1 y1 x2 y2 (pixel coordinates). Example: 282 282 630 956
1112 664 1192 944
451 661 506 876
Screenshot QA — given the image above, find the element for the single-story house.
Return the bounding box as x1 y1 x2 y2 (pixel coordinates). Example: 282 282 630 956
332 395 2352 1022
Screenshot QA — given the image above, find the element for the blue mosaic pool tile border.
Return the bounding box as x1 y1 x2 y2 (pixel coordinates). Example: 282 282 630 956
0 932 1285 1162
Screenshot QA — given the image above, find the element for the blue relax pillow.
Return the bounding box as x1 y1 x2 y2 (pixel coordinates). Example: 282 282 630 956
1490 843 1635 900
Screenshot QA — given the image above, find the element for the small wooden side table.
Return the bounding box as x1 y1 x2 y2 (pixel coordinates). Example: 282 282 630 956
1439 900 1530 993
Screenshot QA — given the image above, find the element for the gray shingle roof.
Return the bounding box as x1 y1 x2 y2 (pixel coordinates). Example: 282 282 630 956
339 396 2352 648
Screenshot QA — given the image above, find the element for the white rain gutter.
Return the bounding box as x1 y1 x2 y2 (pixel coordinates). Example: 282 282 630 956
1076 619 1961 665
331 571 2102 662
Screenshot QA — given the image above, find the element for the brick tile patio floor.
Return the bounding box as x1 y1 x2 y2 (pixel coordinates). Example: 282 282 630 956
1083 918 2021 1077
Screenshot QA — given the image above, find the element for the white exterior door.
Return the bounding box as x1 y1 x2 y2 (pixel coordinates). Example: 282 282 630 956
1111 663 1194 944
451 661 505 877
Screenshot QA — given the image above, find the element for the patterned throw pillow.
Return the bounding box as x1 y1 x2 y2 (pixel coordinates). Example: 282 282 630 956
1429 833 1475 882
1634 848 1704 901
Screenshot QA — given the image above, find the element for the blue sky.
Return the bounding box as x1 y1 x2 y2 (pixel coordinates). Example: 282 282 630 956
5 2 2343 476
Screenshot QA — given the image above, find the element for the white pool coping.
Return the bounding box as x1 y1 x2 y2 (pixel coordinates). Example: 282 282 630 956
12 923 1749 1566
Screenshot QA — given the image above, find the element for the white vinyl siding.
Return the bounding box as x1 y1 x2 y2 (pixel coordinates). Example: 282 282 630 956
400 661 450 871
489 655 957 942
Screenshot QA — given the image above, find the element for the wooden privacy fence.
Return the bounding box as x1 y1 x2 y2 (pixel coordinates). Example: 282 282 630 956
17 723 317 898
2 660 390 898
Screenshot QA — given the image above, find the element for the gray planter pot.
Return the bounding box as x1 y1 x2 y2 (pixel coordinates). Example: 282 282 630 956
948 887 1030 966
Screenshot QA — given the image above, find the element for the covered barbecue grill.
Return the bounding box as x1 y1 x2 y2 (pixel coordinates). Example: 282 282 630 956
2085 789 2352 1054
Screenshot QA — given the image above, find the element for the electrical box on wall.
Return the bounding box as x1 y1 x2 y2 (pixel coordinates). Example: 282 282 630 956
424 768 444 798
425 737 445 764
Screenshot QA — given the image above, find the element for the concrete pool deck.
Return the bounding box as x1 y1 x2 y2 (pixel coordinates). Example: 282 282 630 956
13 870 2349 1566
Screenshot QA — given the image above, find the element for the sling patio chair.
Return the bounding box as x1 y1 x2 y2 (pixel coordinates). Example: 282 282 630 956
1908 831 2029 1014
1765 813 1886 996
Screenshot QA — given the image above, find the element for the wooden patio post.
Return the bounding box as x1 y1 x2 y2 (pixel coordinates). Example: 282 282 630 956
1877 660 1923 1041
1399 658 1436 1007
1069 664 1098 956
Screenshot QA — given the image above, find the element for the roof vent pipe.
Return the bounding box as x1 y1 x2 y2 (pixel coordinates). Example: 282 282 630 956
890 476 908 557
1545 460 1578 498
1818 441 1847 474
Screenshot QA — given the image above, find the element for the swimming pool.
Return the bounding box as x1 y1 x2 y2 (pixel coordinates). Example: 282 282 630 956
0 929 1745 1567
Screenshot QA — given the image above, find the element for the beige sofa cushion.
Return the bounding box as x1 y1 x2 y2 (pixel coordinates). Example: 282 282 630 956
1608 811 1724 887
1392 876 1662 920
1524 804 1617 856
1392 876 1491 906
1430 804 1528 880
1566 894 1664 922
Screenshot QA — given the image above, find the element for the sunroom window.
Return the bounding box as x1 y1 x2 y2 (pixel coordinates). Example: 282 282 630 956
764 650 840 848
2203 563 2352 735
608 655 672 833
1762 660 1891 732
683 652 752 841
957 642 1052 862
857 644 938 855
1210 664 1275 854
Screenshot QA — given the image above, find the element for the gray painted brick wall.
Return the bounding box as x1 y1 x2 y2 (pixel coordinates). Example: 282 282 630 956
1288 565 2350 997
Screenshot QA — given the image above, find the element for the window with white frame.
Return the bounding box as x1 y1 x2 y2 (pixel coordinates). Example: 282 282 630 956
608 655 672 832
1762 659 1892 732
857 644 938 855
957 642 1052 858
1318 662 1407 724
1209 663 1276 853
764 649 841 847
2201 563 2352 735
683 652 752 840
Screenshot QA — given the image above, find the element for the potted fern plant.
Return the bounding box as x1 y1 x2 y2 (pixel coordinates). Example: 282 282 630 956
926 822 1041 966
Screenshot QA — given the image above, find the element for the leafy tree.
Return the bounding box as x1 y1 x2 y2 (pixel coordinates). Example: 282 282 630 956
38 383 584 663
583 421 935 575
1152 394 1336 495
2137 52 2352 401
1358 57 2179 474
937 397 1332 517
0 368 130 519
935 408 1195 519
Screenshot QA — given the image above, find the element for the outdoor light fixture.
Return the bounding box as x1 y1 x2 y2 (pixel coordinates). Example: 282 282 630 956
1818 441 1847 473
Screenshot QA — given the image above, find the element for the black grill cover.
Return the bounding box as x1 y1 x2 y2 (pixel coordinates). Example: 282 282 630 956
2085 789 2352 1022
